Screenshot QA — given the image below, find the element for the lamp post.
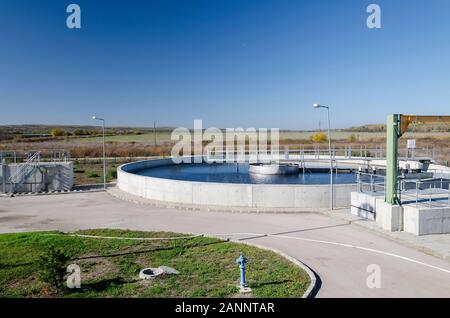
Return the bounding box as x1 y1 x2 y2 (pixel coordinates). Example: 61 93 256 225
313 103 333 210
92 116 106 190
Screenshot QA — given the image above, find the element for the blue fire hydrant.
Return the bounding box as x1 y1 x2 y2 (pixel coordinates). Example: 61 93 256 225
236 254 248 287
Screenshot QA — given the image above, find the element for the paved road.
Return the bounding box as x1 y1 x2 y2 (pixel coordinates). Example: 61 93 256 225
1 191 450 298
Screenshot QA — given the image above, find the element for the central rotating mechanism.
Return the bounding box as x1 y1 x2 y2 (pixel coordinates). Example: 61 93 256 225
248 163 300 175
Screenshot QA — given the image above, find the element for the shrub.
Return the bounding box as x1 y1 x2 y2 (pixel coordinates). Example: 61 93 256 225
347 134 359 143
50 128 65 138
108 169 117 179
87 171 100 178
12 135 23 142
73 129 89 136
310 132 328 143
37 245 70 294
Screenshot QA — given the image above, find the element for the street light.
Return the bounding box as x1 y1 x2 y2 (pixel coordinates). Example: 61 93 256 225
313 103 333 210
92 116 106 190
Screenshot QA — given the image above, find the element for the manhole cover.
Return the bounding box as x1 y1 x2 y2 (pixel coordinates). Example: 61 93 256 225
139 267 164 280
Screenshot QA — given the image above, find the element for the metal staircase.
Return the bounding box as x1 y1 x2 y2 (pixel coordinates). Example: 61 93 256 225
7 152 40 192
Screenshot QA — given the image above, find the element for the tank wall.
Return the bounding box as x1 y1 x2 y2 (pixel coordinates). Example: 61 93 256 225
118 159 356 209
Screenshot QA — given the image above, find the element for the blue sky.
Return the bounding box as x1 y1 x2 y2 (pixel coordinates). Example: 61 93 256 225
1 0 450 129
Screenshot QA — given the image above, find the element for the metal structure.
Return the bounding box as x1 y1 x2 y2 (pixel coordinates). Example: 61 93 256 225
385 115 450 204
313 103 334 210
1 150 71 193
357 171 450 208
205 144 434 168
92 116 107 190
0 150 70 164
6 152 41 193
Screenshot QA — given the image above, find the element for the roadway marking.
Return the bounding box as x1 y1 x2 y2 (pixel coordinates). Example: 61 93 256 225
213 232 450 275
269 234 450 274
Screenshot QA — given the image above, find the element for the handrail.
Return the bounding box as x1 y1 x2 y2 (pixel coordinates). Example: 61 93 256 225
357 171 450 208
7 152 41 191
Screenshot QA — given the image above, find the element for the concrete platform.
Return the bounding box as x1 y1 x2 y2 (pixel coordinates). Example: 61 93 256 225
404 205 450 235
350 191 450 235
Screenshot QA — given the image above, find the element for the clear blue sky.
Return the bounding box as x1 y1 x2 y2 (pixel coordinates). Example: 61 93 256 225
1 0 450 129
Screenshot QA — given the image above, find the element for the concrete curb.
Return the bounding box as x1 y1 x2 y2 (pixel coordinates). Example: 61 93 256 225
0 188 107 198
0 182 116 198
107 187 327 214
221 238 320 298
106 188 320 296
0 183 116 198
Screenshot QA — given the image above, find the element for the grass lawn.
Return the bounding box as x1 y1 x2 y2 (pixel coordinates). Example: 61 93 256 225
0 229 310 298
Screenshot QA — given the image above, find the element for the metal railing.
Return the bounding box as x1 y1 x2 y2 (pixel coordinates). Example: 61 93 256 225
204 144 435 163
357 171 450 208
7 152 41 192
0 150 70 164
401 178 450 208
356 171 386 194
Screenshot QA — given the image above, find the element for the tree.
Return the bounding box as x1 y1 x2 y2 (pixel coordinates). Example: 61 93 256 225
37 245 70 294
50 128 65 138
73 129 88 136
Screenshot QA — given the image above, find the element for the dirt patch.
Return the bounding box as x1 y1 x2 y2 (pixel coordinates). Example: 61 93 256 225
231 292 254 298
6 277 53 297
77 257 119 281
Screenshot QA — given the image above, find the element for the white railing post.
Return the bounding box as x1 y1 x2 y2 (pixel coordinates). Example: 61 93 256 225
416 181 419 207
429 183 432 208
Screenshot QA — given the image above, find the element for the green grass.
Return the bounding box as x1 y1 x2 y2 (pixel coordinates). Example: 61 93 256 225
73 162 117 185
0 229 310 298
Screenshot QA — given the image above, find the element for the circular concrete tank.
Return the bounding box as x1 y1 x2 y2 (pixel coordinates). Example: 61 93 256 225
117 158 357 210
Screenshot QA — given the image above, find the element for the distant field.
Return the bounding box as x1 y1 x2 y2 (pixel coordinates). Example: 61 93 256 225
282 131 450 140
73 131 450 143
75 132 174 143
1 128 448 164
